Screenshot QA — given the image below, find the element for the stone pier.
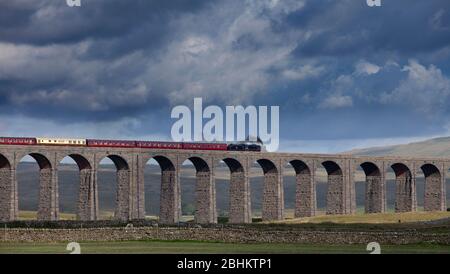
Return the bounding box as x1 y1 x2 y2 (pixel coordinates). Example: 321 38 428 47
291 160 316 218
360 162 386 213
226 157 251 224
422 163 446 211
259 159 283 221
0 145 447 224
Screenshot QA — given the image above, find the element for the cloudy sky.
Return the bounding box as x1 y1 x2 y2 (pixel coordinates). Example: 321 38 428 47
1 0 450 153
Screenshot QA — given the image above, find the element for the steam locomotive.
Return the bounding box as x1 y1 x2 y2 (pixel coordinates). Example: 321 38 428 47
0 137 262 152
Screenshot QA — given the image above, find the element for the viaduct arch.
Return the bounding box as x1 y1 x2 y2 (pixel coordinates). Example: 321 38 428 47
0 145 447 223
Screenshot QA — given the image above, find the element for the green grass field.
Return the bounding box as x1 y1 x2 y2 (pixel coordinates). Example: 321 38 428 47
0 240 448 254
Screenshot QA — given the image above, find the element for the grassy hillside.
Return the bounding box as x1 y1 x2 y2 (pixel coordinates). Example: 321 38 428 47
346 136 450 157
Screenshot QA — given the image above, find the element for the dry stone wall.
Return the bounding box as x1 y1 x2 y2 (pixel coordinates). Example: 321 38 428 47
1 227 448 245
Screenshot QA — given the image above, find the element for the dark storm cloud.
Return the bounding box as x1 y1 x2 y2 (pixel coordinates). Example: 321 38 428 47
290 0 450 57
0 0 210 46
0 0 214 123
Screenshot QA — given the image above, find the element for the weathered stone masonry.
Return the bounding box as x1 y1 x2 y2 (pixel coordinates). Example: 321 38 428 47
0 145 448 224
1 227 449 245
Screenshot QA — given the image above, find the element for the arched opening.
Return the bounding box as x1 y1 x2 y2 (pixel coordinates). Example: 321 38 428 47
283 162 296 219
415 167 425 211
385 166 396 212
179 159 196 223
16 153 54 220
354 165 366 214
180 157 215 224
58 157 78 220
144 156 176 223
0 154 12 221
391 163 415 213
58 154 92 220
287 160 314 218
0 155 10 169
315 164 327 215
322 161 343 215
97 155 129 220
360 162 383 213
17 155 39 220
421 164 443 211
143 158 160 220
214 159 232 223
249 161 264 221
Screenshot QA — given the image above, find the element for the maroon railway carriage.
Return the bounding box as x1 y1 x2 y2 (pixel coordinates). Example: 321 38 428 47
0 137 260 152
136 141 182 149
0 137 36 145
86 139 136 148
181 142 228 151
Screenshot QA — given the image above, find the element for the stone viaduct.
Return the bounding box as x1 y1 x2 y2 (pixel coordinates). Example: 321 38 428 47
0 144 447 223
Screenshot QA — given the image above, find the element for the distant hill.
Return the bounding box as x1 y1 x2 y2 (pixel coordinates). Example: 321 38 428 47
345 137 450 157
